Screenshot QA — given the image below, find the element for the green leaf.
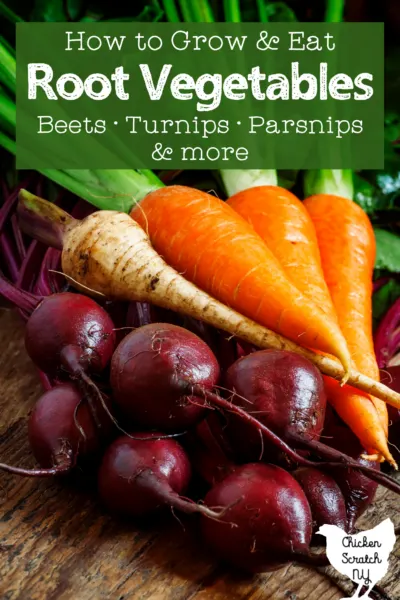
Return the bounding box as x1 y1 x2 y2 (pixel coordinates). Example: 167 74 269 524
265 1 297 21
353 174 400 215
31 0 67 21
354 139 400 217
80 12 102 22
373 279 400 328
385 47 400 117
277 170 298 190
375 229 400 273
0 1 23 23
385 111 400 144
66 0 83 20
87 0 163 22
240 0 297 22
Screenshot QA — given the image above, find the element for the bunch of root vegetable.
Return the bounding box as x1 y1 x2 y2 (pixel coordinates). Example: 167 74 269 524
1 181 400 585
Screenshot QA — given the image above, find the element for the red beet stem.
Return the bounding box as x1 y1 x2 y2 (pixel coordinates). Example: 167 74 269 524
189 386 320 467
0 233 20 282
37 370 53 392
10 213 26 261
60 344 125 437
0 176 34 232
17 241 42 291
136 468 222 519
188 385 400 497
0 274 40 313
34 248 63 296
0 452 73 477
293 436 400 498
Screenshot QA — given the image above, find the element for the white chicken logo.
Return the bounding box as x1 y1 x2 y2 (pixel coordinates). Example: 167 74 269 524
317 519 396 599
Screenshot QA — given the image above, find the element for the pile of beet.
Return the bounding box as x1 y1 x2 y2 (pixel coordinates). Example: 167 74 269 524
1 177 400 590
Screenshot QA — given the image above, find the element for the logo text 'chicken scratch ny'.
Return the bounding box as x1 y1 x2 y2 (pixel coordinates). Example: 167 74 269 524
317 518 396 599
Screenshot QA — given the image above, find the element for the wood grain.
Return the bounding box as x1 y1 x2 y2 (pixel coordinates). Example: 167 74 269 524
0 308 399 600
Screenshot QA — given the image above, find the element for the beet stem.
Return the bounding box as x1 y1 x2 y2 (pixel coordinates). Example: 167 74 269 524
59 345 105 433
0 455 73 478
0 274 40 313
136 469 223 519
0 234 20 282
0 175 35 232
10 213 26 261
190 385 321 468
16 240 43 292
188 385 400 498
37 370 53 392
296 436 400 497
294 551 329 568
60 344 137 439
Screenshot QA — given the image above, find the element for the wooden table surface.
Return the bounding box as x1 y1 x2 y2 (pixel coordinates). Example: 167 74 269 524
1 307 400 600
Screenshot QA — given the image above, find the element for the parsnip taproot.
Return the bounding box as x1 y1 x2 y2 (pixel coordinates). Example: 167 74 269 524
16 190 400 417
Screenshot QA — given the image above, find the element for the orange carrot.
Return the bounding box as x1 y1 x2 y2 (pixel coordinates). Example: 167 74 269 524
130 185 351 373
304 194 389 457
227 186 338 321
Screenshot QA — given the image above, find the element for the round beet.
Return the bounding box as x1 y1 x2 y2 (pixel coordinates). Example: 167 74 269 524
201 463 313 573
0 383 110 477
110 323 220 430
29 383 104 467
98 434 219 519
25 292 116 378
224 350 326 461
293 467 348 535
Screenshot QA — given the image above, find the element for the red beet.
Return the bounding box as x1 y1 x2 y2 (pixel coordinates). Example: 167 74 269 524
110 323 220 431
0 383 109 477
98 433 220 519
224 350 326 462
293 467 348 535
25 292 116 378
201 463 313 573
